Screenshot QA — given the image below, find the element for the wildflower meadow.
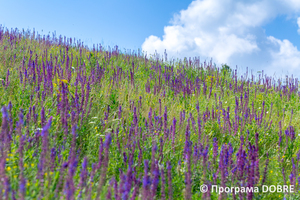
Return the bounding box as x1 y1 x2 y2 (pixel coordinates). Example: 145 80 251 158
1 26 300 199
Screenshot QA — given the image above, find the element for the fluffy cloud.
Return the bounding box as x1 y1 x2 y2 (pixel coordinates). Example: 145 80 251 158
142 0 300 78
266 36 300 78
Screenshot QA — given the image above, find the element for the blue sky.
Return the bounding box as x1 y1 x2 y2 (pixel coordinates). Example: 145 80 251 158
263 15 300 49
0 0 191 52
1 0 300 78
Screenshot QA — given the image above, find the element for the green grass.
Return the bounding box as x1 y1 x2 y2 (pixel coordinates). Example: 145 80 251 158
0 27 300 199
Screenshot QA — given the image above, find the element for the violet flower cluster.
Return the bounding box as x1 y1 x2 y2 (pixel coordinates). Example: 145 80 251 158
0 25 300 199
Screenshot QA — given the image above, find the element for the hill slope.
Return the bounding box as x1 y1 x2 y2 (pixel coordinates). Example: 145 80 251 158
0 26 300 199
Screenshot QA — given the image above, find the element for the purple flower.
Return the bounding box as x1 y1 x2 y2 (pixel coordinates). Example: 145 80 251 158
213 138 218 159
1 106 9 119
167 161 172 199
79 157 88 189
104 133 112 148
143 160 151 197
123 152 127 164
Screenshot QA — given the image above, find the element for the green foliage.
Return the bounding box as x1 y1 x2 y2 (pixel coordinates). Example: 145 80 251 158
0 28 300 199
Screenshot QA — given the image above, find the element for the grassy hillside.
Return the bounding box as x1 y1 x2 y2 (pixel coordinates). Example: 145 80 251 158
1 26 300 199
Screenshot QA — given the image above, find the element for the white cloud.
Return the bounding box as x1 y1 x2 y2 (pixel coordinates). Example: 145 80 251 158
142 0 300 78
267 36 300 77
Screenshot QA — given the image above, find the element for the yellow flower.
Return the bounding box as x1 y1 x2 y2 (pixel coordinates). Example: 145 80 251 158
45 173 47 176
31 163 34 167
7 167 11 171
61 79 68 84
14 175 17 178
13 166 17 169
50 172 53 175
24 163 28 168
6 158 9 161
57 79 68 84
27 182 30 186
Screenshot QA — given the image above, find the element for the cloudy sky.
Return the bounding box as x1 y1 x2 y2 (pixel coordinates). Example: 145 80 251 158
1 0 300 78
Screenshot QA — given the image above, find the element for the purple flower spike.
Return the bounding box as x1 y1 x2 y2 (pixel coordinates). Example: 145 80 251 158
104 133 112 148
143 160 151 198
167 161 172 199
213 138 218 159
